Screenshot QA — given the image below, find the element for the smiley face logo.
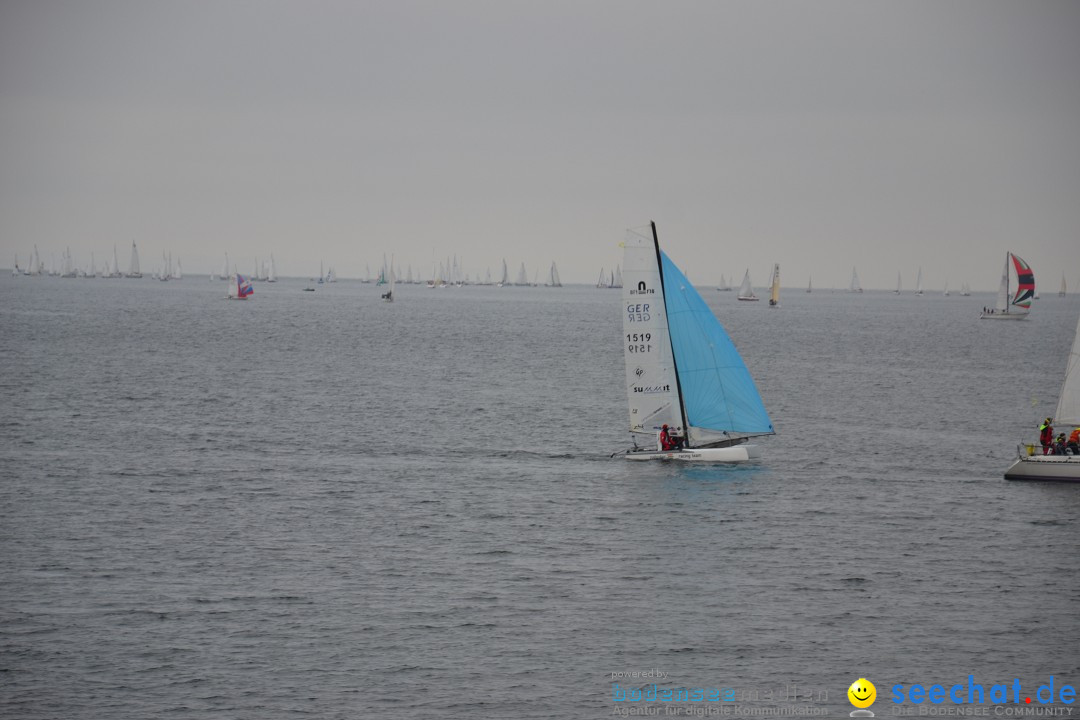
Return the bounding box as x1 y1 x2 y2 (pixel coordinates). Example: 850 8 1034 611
848 678 876 709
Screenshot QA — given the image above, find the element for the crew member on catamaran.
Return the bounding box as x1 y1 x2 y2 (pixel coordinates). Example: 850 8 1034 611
660 424 674 451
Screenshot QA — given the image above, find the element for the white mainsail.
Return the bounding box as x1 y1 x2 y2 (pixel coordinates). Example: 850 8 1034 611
1060 273 1067 297
622 229 682 437
548 262 562 287
126 242 141 277
768 263 780 307
915 267 923 295
849 267 862 293
895 272 901 294
1055 313 1080 426
516 262 529 286
996 256 1009 311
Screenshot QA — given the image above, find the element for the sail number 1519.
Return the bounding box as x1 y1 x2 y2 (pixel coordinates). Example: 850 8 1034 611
627 332 652 353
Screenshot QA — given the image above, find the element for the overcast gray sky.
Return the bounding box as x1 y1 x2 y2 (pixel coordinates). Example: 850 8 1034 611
1 0 1078 288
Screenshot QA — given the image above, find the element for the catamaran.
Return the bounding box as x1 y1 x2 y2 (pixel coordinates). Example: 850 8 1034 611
768 263 780 308
737 269 758 301
620 222 774 463
980 252 1034 319
1005 311 1080 482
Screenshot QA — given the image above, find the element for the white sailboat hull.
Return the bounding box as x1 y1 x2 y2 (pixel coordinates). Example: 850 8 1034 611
625 445 761 463
1004 450 1080 482
980 311 1028 320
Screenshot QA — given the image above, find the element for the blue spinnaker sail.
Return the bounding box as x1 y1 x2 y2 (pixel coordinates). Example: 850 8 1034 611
661 252 773 440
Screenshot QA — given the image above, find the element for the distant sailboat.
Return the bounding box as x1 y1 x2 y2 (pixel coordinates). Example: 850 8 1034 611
382 256 395 301
849 267 862 293
737 269 759 301
547 262 562 287
915 267 924 295
227 273 254 300
943 281 949 297
126 242 142 278
1060 273 1067 297
806 276 812 293
980 252 1034 320
515 262 529 286
717 274 732 292
267 255 277 282
960 282 971 296
895 272 902 295
768 263 780 308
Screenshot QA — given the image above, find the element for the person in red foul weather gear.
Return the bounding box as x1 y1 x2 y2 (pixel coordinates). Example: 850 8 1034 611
659 424 674 451
1038 418 1054 455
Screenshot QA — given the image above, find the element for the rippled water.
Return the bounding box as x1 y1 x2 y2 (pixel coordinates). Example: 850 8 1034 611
1 275 1078 719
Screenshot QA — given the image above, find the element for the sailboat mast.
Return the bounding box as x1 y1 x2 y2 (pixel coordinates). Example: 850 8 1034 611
650 221 691 442
1005 252 1011 304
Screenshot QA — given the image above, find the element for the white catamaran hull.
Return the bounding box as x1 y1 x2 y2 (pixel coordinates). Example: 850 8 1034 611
625 445 761 463
1004 451 1080 482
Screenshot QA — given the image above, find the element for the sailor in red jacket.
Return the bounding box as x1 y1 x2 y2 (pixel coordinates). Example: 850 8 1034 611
659 424 674 451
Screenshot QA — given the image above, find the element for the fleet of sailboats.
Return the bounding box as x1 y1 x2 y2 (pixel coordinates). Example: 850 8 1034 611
620 222 774 463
